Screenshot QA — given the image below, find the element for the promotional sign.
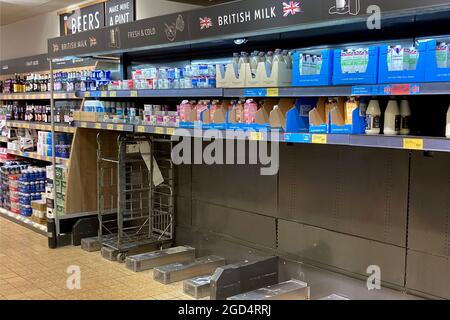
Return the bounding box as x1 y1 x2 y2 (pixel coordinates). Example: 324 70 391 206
0 54 48 75
59 2 105 36
50 12 188 58
105 0 135 26
50 0 450 58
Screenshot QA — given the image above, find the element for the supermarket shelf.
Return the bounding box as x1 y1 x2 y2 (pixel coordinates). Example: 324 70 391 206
73 121 134 132
6 121 76 133
284 133 450 152
7 149 69 165
0 92 79 100
0 207 49 237
223 86 353 97
136 125 450 152
0 136 8 143
71 82 450 99
223 82 450 97
76 88 224 98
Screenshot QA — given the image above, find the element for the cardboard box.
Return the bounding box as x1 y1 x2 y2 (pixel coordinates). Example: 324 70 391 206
31 200 46 212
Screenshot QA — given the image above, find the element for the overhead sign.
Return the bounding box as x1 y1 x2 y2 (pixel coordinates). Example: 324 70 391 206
50 12 188 58
50 0 450 58
59 0 135 36
60 2 106 36
0 54 48 75
105 0 135 26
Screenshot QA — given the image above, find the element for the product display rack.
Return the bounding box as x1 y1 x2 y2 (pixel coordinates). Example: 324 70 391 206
0 60 119 240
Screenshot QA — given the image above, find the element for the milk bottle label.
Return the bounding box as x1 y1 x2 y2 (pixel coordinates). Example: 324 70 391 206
366 115 380 130
395 115 401 131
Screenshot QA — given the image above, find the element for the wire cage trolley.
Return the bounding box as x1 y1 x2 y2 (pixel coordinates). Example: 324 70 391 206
96 132 175 262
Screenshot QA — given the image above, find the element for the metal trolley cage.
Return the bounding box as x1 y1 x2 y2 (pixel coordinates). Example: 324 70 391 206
96 132 175 261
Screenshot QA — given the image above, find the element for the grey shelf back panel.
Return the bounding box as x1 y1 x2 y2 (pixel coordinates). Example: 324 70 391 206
192 200 277 249
409 151 450 258
278 144 409 246
277 219 406 286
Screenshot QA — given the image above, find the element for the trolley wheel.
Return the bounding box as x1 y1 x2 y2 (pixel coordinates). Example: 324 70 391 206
117 252 127 263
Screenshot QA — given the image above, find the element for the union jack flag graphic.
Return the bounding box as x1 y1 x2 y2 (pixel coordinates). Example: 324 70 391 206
283 1 302 17
199 17 213 30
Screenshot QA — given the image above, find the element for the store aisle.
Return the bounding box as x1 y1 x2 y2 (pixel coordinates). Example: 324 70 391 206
0 218 192 300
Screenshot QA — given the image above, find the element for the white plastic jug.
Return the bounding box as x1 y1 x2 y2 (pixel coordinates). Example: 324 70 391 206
384 100 401 135
365 99 381 135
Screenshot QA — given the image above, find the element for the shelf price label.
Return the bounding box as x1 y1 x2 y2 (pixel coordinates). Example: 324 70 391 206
95 123 102 129
109 91 117 98
312 134 327 144
116 125 124 131
249 132 263 141
155 127 164 135
84 92 91 98
106 124 114 130
130 90 138 97
403 138 424 150
166 128 176 136
101 92 108 98
267 88 279 97
80 122 87 128
137 126 145 133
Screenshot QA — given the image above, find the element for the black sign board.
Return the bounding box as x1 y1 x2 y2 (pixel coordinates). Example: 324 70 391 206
0 55 97 75
0 54 48 75
105 0 135 27
59 2 105 36
50 12 189 58
50 0 450 59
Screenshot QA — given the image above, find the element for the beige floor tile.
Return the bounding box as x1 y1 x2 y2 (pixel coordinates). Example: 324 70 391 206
0 217 188 301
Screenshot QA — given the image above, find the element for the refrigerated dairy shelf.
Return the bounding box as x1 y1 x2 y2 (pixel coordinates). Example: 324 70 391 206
6 121 76 133
7 149 69 165
72 82 450 99
71 121 450 153
0 207 49 236
0 92 80 100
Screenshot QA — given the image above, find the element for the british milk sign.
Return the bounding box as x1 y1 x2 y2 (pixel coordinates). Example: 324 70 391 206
189 0 314 40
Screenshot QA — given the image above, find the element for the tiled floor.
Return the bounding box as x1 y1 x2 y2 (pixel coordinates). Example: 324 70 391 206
0 217 193 300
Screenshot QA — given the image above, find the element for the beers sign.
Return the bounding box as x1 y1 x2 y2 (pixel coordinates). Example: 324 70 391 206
59 0 135 36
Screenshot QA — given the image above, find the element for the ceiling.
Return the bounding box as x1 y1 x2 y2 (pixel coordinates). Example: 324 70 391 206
0 0 92 26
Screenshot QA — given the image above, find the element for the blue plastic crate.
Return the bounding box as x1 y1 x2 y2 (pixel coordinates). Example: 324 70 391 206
425 39 450 82
292 50 333 86
378 42 427 84
333 46 379 85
